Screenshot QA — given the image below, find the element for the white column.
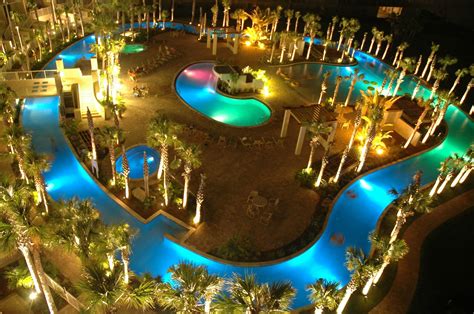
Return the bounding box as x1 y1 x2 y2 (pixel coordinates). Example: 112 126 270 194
280 110 291 138
295 126 307 155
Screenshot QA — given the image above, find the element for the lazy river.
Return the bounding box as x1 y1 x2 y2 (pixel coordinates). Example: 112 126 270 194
21 23 473 308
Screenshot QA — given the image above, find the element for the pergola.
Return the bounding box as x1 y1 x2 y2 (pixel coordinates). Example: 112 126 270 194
280 104 338 155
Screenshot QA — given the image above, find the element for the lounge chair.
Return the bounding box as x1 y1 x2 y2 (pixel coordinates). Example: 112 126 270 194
247 190 258 203
246 204 259 218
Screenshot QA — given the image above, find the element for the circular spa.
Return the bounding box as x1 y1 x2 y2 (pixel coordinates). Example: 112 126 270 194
175 62 271 127
121 44 147 54
116 145 160 180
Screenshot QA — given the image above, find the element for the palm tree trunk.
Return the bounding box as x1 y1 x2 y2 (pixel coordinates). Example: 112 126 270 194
336 286 355 314
357 126 375 173
449 75 461 95
392 71 405 97
162 146 169 206
411 80 421 100
421 55 433 79
429 174 442 197
107 253 115 270
182 168 191 209
437 172 452 194
382 42 390 60
32 247 57 314
122 252 129 284
306 141 316 170
306 36 313 60
373 261 389 283
404 107 428 148
460 166 472 184
368 37 374 54
360 33 367 51
314 308 323 314
18 245 42 294
362 275 375 295
451 165 467 188
337 35 343 51
460 83 472 104
315 148 329 187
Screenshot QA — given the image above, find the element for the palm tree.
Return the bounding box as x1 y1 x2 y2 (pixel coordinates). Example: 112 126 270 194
211 4 218 27
318 71 331 104
362 234 408 295
26 152 50 214
421 42 440 79
294 11 301 32
177 143 202 209
438 55 458 71
121 145 130 199
451 145 474 187
336 17 349 51
392 57 416 96
414 54 423 75
284 9 294 32
342 18 360 57
344 69 365 107
390 171 433 241
216 273 296 313
329 16 339 41
360 32 367 51
374 30 385 56
161 9 169 30
367 27 378 54
221 0 231 27
460 65 474 104
110 223 136 284
193 173 206 225
147 115 181 206
231 9 247 31
334 101 363 183
86 107 98 177
429 69 448 99
449 67 469 95
156 262 223 313
393 42 409 67
304 121 332 171
403 98 432 148
307 279 340 314
315 138 334 187
269 6 283 40
357 90 400 173
268 32 280 63
381 34 392 60
306 21 322 60
429 156 454 196
78 262 156 313
302 13 316 35
383 69 399 96
0 178 57 313
100 126 120 185
336 247 373 314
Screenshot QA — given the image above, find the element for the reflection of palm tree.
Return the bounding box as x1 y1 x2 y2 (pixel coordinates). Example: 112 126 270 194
156 262 223 313
307 278 340 314
216 273 296 313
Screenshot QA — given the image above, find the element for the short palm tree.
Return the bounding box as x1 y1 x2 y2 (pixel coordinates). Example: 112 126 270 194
307 278 340 314
216 273 296 313
177 142 202 209
156 261 223 313
78 262 156 313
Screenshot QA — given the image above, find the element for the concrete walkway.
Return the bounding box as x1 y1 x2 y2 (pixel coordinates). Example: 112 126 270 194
370 189 474 314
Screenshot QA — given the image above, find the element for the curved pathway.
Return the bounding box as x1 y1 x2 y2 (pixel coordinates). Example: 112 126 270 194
21 25 474 308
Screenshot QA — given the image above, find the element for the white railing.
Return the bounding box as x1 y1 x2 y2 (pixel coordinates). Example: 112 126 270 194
0 70 57 80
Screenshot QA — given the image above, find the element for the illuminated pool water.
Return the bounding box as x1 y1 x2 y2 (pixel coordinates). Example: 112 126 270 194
175 63 272 127
21 24 474 308
116 145 160 179
122 44 146 54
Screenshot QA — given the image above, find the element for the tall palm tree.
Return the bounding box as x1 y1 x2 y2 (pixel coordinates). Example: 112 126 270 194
392 57 416 96
381 34 392 60
177 142 202 209
304 121 332 171
284 9 294 32
109 223 136 284
156 262 223 313
318 71 331 104
460 65 474 105
294 11 301 32
414 54 423 75
403 98 432 148
393 42 409 67
362 234 408 295
78 262 156 313
357 90 400 173
389 171 433 241
329 15 339 41
451 145 474 187
0 178 57 313
429 69 448 100
147 115 181 206
449 67 469 95
421 42 440 79
306 21 322 60
26 152 50 214
216 273 296 314
302 13 316 35
334 101 363 183
336 247 373 314
383 69 398 96
193 173 206 225
438 55 458 71
307 279 340 314
344 69 365 107
100 126 120 185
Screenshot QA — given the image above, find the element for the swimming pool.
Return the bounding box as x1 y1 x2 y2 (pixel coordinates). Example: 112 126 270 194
122 44 147 54
116 145 160 180
21 24 473 308
175 62 272 127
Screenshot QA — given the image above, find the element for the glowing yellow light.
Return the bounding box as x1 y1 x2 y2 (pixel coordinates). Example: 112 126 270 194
258 42 265 49
376 147 384 155
262 85 270 97
245 41 251 46
29 292 38 300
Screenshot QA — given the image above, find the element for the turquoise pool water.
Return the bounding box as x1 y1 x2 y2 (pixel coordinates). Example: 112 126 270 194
175 63 272 127
116 145 160 180
21 24 473 308
122 44 146 54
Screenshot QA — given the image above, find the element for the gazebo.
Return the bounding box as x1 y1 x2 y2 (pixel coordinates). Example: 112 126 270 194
280 104 338 155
